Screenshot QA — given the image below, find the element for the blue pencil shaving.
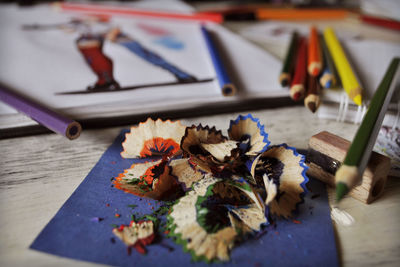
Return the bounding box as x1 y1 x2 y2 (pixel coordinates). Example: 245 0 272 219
201 25 237 96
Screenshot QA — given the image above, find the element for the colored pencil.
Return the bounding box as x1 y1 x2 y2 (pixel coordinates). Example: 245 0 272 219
201 25 236 96
360 15 400 32
290 37 307 101
308 26 322 77
279 31 299 87
323 27 363 106
304 74 321 113
335 57 400 202
56 2 223 23
319 35 340 88
0 84 82 140
256 8 349 20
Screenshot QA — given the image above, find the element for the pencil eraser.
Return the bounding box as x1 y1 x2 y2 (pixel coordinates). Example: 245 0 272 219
306 131 391 204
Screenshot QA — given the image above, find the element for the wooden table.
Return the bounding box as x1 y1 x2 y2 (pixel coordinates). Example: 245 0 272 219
1 108 399 266
1 11 400 266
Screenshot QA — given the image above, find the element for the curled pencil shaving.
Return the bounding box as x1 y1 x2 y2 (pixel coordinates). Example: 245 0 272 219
121 118 185 158
169 158 205 190
228 114 270 156
113 159 182 200
167 176 267 262
112 220 155 254
250 145 308 218
180 124 232 173
180 116 270 175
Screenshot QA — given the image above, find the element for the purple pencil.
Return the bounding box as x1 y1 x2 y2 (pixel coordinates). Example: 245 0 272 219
0 85 82 140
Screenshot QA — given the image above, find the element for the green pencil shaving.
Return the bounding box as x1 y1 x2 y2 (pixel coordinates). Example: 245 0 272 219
335 57 400 202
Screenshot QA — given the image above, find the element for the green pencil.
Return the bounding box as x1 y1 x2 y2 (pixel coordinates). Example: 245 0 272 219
279 31 299 87
335 57 400 202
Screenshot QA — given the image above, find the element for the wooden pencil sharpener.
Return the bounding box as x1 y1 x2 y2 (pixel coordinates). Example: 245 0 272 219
306 131 391 204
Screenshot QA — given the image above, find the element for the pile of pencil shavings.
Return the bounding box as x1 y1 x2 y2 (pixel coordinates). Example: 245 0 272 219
113 114 309 262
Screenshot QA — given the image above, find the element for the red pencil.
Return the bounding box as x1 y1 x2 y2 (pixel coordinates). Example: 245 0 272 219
308 26 322 76
55 2 223 23
360 15 400 31
290 37 307 101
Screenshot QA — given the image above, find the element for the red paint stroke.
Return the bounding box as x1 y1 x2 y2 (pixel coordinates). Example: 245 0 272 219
293 219 302 224
76 36 120 90
137 23 170 36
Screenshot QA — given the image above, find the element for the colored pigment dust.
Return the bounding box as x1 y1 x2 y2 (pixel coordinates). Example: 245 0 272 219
108 115 309 262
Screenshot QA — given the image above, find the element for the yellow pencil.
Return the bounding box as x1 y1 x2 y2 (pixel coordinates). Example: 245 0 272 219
323 27 362 106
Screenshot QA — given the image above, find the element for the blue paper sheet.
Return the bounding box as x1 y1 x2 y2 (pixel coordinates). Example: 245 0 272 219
30 130 338 266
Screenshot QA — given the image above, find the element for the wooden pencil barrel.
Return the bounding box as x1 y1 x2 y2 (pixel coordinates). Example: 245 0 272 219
306 131 391 204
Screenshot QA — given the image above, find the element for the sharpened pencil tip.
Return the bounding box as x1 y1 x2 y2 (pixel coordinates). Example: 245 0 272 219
325 80 332 88
336 182 349 202
307 102 317 113
281 79 289 87
353 94 362 106
312 68 319 77
293 92 302 101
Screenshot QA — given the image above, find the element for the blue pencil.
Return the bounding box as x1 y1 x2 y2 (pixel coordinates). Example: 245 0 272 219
201 25 236 96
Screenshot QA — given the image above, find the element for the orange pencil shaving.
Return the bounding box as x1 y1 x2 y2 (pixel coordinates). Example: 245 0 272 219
290 37 307 101
308 26 322 77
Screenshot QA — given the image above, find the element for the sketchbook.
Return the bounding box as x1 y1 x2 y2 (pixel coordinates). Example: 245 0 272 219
0 3 289 137
240 21 400 127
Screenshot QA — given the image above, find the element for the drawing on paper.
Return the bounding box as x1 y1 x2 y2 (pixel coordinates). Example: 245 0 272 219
22 16 212 94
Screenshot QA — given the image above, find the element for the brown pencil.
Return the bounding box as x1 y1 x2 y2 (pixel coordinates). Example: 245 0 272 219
290 37 307 101
304 74 321 113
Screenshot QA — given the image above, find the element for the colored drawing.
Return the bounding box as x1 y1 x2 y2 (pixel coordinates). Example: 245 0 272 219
107 28 196 82
22 17 201 94
137 22 184 50
76 35 120 91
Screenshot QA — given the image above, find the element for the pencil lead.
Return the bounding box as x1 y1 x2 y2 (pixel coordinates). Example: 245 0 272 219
307 102 317 113
292 91 302 101
325 80 332 89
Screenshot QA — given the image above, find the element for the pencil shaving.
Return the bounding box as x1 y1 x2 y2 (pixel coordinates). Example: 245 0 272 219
167 176 267 262
112 220 155 254
121 118 185 158
114 159 182 200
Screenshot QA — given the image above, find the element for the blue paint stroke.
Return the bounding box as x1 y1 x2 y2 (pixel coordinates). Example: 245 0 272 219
154 36 184 50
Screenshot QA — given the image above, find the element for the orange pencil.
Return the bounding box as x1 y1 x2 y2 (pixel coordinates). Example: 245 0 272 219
290 37 307 101
308 26 322 76
256 8 349 20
